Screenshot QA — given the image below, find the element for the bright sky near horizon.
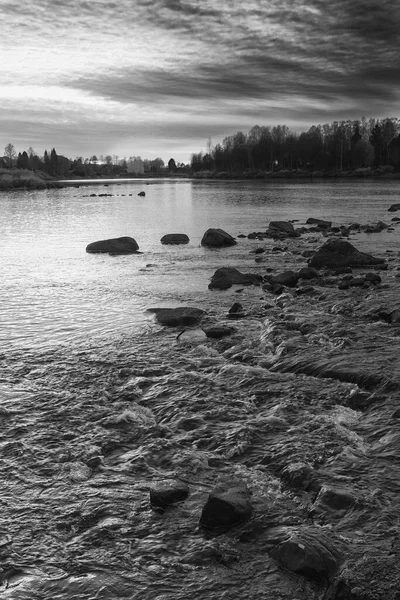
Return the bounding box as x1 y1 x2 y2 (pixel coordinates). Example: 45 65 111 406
1 0 400 163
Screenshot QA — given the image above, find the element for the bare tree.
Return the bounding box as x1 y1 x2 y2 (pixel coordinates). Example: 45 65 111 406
4 143 16 167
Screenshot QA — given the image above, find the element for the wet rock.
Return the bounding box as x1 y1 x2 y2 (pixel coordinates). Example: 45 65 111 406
263 282 285 295
227 302 246 319
346 389 377 410
147 306 205 326
250 247 265 254
334 266 353 275
270 270 299 288
138 191 146 196
312 485 356 512
306 217 332 229
160 233 189 245
248 231 265 239
365 272 382 284
209 267 262 290
237 233 247 238
296 285 316 296
86 236 140 254
348 276 367 287
150 479 190 509
270 527 342 583
298 266 320 280
309 239 385 269
199 481 253 533
203 325 236 339
388 203 400 212
280 462 320 492
201 228 237 247
268 221 299 238
302 249 316 258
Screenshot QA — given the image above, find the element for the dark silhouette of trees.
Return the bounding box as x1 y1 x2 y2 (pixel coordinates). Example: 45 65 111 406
191 117 400 174
4 143 16 167
168 158 177 172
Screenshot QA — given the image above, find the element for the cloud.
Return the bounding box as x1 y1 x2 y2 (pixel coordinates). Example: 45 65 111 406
1 0 400 161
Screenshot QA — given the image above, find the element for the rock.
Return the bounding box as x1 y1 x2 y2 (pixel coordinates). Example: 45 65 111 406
138 191 146 196
201 228 237 247
312 485 356 511
302 250 316 258
365 272 382 284
263 282 285 295
267 221 298 238
309 239 385 269
199 481 253 533
298 267 320 280
306 217 332 229
86 236 140 254
348 276 366 287
280 462 320 492
147 307 205 326
203 325 236 339
270 528 342 583
270 270 299 288
228 302 243 314
250 247 265 254
388 203 400 212
150 480 190 509
208 267 262 290
160 233 189 245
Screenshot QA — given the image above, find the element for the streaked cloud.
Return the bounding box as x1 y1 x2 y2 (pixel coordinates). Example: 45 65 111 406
0 0 399 161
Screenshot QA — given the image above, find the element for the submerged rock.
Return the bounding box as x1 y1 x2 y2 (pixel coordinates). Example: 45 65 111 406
270 527 343 583
209 267 262 290
309 239 385 269
199 481 253 533
160 233 190 245
147 306 205 326
150 480 190 509
203 325 236 339
201 228 237 247
86 236 139 255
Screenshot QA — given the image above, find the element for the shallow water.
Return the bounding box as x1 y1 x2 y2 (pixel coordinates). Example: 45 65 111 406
2 179 400 599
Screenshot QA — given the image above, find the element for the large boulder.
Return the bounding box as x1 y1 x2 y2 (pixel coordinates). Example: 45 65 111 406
160 233 189 245
309 239 385 269
267 221 299 238
201 228 237 247
147 306 205 326
209 267 262 290
86 236 139 255
199 481 253 534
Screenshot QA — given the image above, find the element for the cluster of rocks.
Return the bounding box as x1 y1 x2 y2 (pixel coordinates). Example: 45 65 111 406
83 191 146 198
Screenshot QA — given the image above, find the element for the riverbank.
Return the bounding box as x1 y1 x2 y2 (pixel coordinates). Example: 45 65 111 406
191 166 400 180
3 195 400 598
0 168 64 190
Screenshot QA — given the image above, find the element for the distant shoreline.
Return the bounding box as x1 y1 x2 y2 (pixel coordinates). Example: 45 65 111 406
1 167 400 190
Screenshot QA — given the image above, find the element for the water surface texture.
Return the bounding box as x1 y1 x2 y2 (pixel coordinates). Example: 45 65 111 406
2 179 400 599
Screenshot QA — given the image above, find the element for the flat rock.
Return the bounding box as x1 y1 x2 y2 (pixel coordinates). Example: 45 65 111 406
309 239 385 269
199 480 253 533
312 485 356 512
203 325 236 339
150 480 190 509
86 236 139 254
160 233 189 245
306 217 332 229
209 267 262 290
201 228 237 247
147 306 205 326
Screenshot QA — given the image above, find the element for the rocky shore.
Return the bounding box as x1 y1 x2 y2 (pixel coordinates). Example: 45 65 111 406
3 206 400 599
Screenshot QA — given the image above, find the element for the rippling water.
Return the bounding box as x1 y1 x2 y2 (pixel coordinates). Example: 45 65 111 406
2 179 400 599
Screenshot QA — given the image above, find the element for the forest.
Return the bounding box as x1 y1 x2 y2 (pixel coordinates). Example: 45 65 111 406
190 117 400 175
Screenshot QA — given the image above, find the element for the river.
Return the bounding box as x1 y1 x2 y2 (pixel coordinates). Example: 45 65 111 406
1 179 400 599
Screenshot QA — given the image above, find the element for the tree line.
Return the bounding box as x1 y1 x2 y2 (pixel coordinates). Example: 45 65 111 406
1 144 188 177
190 117 400 174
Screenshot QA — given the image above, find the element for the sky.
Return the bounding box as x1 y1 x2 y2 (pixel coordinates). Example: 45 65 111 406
1 0 400 164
